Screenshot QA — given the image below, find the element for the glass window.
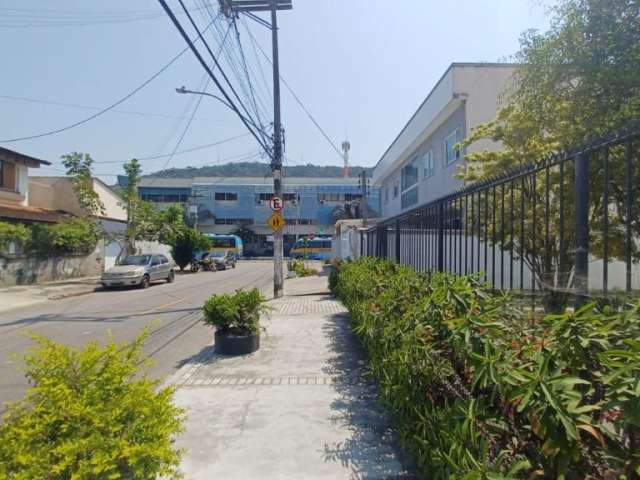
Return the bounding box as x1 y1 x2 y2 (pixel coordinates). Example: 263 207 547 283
423 150 435 178
215 192 238 201
120 255 151 266
393 181 399 199
401 156 419 191
384 188 389 204
401 187 418 209
444 128 462 166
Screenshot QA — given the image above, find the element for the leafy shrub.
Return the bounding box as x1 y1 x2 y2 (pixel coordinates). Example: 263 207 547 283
27 218 99 255
0 221 30 251
287 258 318 277
333 257 640 479
169 228 211 270
0 330 185 480
203 288 266 335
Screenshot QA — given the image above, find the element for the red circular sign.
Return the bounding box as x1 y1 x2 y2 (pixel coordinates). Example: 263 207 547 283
269 196 283 211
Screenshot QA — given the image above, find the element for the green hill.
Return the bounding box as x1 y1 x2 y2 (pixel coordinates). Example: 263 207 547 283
148 162 373 178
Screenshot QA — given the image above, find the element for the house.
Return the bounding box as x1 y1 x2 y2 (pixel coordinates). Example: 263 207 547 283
0 147 67 224
137 176 381 255
29 176 127 234
372 63 517 219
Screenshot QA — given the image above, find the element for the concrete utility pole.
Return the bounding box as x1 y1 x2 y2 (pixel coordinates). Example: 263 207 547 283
220 0 291 298
270 0 285 298
359 170 368 227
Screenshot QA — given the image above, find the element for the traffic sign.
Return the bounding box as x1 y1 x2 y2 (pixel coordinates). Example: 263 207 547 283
269 196 283 212
267 212 286 232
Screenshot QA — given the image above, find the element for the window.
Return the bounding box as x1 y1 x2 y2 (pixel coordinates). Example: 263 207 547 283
283 193 298 202
401 156 419 191
444 127 462 166
214 192 238 201
159 255 169 264
393 181 399 199
140 193 188 203
401 187 418 210
318 193 342 203
0 160 16 191
344 193 362 202
423 150 435 179
384 188 389 204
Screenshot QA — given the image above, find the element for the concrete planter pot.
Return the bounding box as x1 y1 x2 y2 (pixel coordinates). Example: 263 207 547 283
214 330 260 355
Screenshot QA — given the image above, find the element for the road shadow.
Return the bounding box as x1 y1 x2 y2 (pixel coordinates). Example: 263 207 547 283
320 313 417 479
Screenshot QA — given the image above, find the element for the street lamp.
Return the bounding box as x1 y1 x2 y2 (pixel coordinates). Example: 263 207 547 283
175 86 272 138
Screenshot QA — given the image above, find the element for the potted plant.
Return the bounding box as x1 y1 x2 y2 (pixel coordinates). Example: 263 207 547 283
203 288 267 355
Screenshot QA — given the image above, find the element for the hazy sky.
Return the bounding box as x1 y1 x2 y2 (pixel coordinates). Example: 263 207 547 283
0 0 552 182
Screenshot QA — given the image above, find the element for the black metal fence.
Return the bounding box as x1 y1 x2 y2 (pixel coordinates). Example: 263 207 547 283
361 126 640 305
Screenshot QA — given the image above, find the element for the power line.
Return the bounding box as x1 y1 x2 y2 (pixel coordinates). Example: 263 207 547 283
174 0 269 149
242 20 344 160
156 0 272 158
89 133 251 164
150 21 234 180
0 20 217 144
0 5 210 28
0 94 224 122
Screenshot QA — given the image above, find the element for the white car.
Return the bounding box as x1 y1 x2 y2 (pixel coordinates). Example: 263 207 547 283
102 254 175 289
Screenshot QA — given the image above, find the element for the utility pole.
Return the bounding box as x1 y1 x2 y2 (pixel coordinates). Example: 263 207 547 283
220 0 292 298
359 170 368 227
270 0 284 298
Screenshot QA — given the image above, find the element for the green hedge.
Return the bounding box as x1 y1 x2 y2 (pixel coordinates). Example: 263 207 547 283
0 218 99 255
331 257 640 479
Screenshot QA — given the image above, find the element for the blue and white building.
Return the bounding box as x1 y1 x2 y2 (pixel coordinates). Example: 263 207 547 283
136 176 380 255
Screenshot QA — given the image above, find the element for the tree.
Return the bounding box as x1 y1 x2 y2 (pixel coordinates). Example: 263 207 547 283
61 152 105 218
122 158 142 255
170 229 211 271
157 204 186 245
458 0 640 310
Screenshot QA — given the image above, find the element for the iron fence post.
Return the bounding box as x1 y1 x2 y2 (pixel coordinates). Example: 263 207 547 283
359 230 364 258
574 152 589 305
437 202 444 272
395 220 401 263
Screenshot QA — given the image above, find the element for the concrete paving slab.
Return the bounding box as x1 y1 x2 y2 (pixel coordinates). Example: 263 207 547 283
168 282 415 479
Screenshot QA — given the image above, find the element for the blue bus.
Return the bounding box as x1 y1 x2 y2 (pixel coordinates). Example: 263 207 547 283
204 234 244 259
290 237 333 261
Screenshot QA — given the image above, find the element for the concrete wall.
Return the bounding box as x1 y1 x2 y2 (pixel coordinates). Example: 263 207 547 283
29 177 127 222
0 240 105 287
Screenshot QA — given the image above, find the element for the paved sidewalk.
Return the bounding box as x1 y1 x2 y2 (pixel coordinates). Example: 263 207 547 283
0 276 101 314
167 275 415 480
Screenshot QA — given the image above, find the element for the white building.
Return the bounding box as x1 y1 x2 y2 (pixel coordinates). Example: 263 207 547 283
373 63 517 219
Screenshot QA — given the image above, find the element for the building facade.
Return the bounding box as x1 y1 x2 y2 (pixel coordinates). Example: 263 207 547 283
373 63 517 219
137 176 381 256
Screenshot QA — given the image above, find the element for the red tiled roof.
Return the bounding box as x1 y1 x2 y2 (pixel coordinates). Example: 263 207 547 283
0 202 68 223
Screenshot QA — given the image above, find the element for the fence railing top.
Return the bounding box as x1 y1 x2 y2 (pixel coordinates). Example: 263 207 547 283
367 123 640 230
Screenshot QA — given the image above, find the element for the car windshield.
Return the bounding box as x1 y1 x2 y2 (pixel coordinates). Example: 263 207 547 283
120 255 151 266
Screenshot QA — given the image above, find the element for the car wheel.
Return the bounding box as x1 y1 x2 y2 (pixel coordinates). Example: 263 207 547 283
232 263 236 269
167 270 175 283
140 274 150 289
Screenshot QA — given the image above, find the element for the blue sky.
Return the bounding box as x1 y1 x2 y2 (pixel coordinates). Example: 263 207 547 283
0 0 552 182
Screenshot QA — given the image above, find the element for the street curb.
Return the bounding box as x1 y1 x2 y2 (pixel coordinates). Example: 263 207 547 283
48 287 101 301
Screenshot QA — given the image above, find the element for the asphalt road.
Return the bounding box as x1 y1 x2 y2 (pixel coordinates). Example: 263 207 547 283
0 260 274 408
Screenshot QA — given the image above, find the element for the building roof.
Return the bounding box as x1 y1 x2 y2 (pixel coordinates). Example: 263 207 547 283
0 147 51 167
372 62 518 183
0 202 68 223
139 178 194 188
139 177 364 188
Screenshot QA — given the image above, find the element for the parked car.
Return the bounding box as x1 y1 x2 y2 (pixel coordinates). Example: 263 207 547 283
210 250 237 270
101 254 175 289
